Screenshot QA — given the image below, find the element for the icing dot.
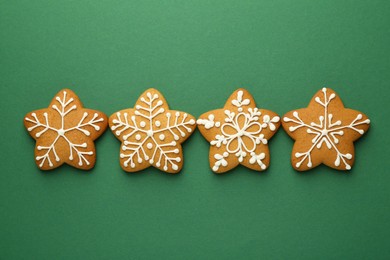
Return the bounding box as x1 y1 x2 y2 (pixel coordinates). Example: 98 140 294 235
140 121 146 128
155 120 161 127
135 134 141 140
58 129 65 136
159 134 165 141
149 159 154 164
147 143 153 149
172 164 178 170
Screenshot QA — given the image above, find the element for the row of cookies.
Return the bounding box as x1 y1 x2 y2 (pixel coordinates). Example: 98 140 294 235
24 88 370 173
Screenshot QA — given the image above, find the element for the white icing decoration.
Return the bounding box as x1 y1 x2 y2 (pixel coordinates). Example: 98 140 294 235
25 91 104 167
212 152 229 172
199 90 278 172
111 91 195 171
283 88 370 170
249 152 266 169
197 114 220 129
231 90 250 112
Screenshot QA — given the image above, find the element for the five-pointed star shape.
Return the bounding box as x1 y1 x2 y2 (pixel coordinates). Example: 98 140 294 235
197 89 280 173
109 88 196 174
24 89 108 170
282 88 370 171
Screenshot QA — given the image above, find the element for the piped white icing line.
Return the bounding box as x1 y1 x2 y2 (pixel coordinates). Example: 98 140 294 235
110 91 195 171
197 90 279 172
25 91 104 167
283 88 370 170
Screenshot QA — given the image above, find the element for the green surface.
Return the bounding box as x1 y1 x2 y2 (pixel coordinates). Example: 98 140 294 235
1 0 389 259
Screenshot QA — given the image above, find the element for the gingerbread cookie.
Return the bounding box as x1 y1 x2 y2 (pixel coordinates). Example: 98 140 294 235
109 88 196 174
24 89 108 170
197 89 280 173
282 88 370 171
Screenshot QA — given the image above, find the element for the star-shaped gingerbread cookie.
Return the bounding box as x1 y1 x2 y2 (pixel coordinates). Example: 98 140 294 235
109 88 196 174
282 87 370 171
197 89 280 173
24 89 108 170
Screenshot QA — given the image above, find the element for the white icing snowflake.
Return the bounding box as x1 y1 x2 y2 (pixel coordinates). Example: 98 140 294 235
283 87 370 171
109 89 196 173
24 89 107 169
197 89 280 173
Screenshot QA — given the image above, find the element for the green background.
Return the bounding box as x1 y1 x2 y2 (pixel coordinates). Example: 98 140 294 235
1 0 389 259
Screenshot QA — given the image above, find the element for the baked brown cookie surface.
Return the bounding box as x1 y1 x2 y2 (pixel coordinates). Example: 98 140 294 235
282 88 370 171
109 88 196 174
24 89 108 170
197 89 280 173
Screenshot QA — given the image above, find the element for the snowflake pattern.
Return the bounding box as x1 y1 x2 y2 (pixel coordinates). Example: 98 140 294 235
197 89 280 173
109 89 196 173
282 88 370 171
24 89 108 170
